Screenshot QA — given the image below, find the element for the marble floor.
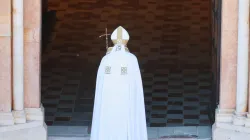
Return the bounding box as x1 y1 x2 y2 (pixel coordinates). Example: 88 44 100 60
41 53 212 127
41 44 213 127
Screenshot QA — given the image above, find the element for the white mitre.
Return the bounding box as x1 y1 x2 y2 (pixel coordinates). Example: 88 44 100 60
111 26 130 46
106 26 130 54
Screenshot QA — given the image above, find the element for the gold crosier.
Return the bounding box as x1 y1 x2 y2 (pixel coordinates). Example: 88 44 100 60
99 28 111 50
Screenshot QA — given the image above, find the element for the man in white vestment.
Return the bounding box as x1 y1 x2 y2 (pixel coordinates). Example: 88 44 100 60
90 26 148 140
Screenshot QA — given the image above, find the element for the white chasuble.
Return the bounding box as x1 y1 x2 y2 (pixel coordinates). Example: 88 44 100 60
90 43 148 140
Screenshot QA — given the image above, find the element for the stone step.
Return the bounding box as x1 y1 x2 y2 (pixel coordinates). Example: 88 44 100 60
48 126 89 137
48 136 89 140
48 137 210 140
47 126 212 140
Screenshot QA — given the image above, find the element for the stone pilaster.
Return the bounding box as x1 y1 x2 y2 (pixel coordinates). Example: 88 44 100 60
218 0 237 112
0 0 12 113
24 0 42 109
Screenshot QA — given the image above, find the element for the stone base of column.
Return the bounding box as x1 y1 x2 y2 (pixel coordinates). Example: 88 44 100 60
0 121 47 140
245 114 250 127
12 110 26 124
213 122 250 140
0 112 14 126
0 106 47 140
25 107 44 121
215 108 234 123
233 112 246 126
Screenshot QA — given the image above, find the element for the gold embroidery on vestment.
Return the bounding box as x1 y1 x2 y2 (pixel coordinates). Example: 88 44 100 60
121 67 127 75
116 45 122 51
105 66 111 74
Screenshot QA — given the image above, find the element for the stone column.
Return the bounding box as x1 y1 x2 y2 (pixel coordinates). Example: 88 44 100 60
233 0 250 126
215 0 238 123
24 0 43 121
12 0 26 124
0 0 14 126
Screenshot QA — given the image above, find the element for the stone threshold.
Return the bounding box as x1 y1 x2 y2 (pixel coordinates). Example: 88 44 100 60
0 120 47 140
48 126 212 140
0 120 46 132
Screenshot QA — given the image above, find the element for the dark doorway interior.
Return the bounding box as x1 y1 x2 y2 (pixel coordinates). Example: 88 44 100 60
41 0 219 127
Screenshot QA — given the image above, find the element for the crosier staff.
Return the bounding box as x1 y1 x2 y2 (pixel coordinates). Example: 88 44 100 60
99 27 111 50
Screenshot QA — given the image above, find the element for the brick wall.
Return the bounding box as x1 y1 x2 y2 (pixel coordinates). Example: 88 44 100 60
46 0 212 71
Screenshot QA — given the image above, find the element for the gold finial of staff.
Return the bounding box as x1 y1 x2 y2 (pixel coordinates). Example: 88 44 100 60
99 27 111 49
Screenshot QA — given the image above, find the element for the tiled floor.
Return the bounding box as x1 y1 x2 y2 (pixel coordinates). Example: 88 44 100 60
41 47 212 127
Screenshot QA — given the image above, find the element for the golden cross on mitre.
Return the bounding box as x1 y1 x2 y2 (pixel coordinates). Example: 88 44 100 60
99 28 111 49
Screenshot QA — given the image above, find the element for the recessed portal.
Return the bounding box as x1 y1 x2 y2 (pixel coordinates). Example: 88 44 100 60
41 0 220 137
